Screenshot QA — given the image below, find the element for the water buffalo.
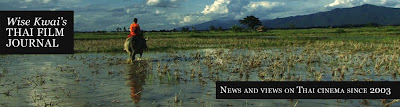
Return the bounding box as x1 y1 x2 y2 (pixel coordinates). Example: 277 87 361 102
125 34 147 63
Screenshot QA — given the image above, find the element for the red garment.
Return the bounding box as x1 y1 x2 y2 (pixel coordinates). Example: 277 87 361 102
131 87 141 103
127 23 140 38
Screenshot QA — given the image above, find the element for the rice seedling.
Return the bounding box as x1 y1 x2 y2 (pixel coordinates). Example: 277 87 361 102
357 58 367 69
190 68 196 79
174 93 179 104
360 99 369 106
383 99 400 107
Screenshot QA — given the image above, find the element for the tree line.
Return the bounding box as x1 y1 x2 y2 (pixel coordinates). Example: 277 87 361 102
113 15 265 32
181 15 266 32
115 27 128 32
110 15 391 33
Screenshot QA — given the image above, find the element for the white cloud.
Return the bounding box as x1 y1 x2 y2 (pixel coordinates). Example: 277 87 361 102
327 0 354 7
179 15 209 24
146 0 160 5
42 0 51 4
244 1 284 12
126 8 132 13
201 0 231 15
155 10 165 15
182 15 192 23
178 0 233 25
181 0 286 26
20 0 53 4
146 0 184 7
380 0 388 4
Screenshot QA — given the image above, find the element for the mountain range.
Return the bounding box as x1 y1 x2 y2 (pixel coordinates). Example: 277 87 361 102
178 4 400 30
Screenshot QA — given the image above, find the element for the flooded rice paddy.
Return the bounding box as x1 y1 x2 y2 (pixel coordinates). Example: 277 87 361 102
1 48 400 106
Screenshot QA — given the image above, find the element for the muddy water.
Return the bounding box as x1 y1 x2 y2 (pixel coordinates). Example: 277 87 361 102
0 49 399 106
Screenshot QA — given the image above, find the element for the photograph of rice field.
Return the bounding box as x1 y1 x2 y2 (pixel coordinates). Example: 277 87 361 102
1 0 400 106
1 26 400 106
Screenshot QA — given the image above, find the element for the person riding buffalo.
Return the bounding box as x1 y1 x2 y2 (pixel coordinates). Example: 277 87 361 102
125 18 140 51
125 18 147 61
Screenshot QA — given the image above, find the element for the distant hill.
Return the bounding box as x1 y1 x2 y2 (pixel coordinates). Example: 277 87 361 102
178 20 238 31
179 4 400 30
263 4 400 28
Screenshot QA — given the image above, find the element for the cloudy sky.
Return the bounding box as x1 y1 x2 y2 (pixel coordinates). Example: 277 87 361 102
1 0 399 31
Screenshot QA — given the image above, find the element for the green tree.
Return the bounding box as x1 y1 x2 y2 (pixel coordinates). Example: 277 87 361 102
239 16 262 29
336 28 345 34
181 27 189 32
116 27 123 32
192 26 196 32
288 24 296 29
217 26 223 31
366 23 379 27
231 24 242 32
209 26 216 31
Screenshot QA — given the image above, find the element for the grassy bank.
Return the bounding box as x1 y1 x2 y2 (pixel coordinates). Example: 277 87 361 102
74 26 400 53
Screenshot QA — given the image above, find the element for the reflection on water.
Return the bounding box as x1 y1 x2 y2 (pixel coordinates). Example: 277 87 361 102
0 49 399 106
127 61 149 104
